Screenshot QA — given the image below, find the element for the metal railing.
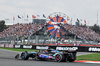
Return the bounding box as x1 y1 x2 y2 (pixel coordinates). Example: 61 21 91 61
0 35 98 45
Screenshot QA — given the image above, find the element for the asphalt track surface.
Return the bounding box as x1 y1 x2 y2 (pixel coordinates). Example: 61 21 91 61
0 49 100 66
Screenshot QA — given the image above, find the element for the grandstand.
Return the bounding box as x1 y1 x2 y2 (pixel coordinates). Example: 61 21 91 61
0 20 100 46
62 24 100 42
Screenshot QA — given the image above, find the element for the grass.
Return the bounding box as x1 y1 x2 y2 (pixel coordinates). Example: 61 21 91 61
0 47 38 52
76 53 100 61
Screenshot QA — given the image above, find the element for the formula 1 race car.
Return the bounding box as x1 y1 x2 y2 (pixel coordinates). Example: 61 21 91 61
15 48 77 62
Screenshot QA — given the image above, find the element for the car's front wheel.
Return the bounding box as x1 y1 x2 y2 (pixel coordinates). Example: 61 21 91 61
21 51 29 60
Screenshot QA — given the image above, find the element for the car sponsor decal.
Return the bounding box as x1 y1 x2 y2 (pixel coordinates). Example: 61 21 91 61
39 54 52 59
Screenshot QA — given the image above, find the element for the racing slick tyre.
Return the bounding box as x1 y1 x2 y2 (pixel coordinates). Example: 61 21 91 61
21 51 29 60
68 53 76 62
55 54 66 62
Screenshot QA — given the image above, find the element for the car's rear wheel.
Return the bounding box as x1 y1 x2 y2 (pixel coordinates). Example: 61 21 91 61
21 51 29 60
55 54 66 62
68 53 76 62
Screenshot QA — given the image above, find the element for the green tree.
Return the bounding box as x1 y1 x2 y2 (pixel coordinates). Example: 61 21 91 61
89 24 100 34
0 20 7 32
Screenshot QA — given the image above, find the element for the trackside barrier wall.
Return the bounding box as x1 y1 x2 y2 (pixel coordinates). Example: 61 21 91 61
14 45 100 52
0 44 100 52
0 44 5 47
0 44 14 48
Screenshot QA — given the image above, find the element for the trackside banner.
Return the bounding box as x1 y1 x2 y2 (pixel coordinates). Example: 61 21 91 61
89 47 100 52
13 45 100 52
5 44 14 48
15 45 21 48
56 47 78 50
0 44 5 47
36 46 49 49
23 45 32 49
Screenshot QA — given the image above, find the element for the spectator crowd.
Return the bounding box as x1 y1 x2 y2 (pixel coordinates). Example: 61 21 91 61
0 22 100 42
0 22 45 38
62 24 100 42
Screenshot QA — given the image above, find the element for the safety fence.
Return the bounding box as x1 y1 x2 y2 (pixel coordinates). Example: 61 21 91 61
0 35 98 45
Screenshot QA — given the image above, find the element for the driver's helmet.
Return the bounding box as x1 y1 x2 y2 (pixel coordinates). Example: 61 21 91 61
44 50 49 53
44 50 48 52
